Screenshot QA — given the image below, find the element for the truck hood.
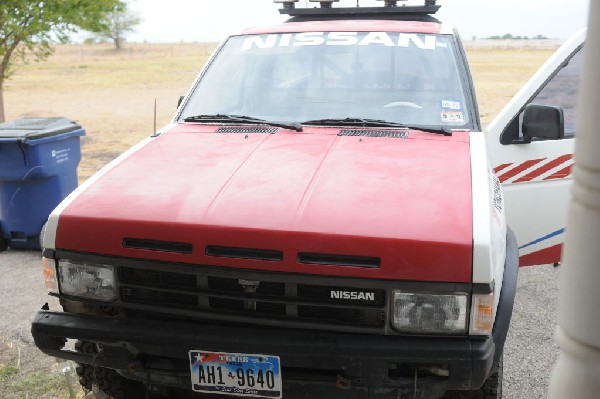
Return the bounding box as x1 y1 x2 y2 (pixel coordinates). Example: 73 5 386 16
53 125 473 282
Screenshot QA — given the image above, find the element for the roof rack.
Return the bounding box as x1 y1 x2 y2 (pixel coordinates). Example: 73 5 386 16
274 0 441 17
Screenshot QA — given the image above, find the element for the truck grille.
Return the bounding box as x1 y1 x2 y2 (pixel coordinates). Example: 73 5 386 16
118 266 387 332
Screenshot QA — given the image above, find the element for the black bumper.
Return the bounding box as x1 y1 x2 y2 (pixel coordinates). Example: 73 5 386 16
33 309 491 397
32 230 519 398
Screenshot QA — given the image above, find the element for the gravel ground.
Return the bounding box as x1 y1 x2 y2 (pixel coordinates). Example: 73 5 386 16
0 248 61 374
0 248 561 398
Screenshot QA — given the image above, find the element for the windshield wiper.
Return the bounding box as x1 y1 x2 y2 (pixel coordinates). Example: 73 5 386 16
302 117 406 128
302 118 453 136
402 125 454 137
183 114 303 132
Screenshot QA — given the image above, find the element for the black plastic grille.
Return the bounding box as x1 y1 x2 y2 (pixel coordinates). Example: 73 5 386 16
118 266 387 332
208 276 285 296
120 267 197 289
338 129 409 139
209 297 286 316
298 306 366 325
215 127 278 134
206 246 283 261
297 252 380 268
122 287 198 307
122 238 193 254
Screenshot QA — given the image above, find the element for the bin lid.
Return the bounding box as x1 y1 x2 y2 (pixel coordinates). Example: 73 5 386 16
0 117 83 140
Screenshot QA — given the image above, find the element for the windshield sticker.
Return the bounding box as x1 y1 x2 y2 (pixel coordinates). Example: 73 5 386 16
441 111 465 124
241 33 438 51
440 100 462 110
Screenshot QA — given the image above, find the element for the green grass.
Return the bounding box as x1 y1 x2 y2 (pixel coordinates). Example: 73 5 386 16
0 364 81 399
0 365 19 381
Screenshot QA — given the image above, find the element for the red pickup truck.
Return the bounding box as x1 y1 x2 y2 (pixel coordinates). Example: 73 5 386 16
32 2 521 398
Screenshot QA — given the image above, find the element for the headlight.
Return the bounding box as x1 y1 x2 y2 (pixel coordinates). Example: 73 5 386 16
58 260 116 302
392 292 468 334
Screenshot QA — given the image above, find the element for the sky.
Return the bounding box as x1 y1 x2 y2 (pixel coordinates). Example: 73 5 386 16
124 0 590 43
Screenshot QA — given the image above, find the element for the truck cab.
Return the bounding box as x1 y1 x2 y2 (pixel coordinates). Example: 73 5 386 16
31 2 580 398
486 29 585 266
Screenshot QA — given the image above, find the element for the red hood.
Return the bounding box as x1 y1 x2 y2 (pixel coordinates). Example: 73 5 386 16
56 125 473 282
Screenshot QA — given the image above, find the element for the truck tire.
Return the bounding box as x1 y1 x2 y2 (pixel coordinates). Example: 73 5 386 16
443 356 503 399
75 340 146 399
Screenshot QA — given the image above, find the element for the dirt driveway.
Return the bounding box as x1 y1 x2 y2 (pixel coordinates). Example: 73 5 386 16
0 247 561 398
0 248 61 374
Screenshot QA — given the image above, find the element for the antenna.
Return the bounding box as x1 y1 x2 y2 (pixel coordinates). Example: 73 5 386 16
153 98 157 135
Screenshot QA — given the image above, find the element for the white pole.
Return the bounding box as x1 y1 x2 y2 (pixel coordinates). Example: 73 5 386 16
549 1 600 398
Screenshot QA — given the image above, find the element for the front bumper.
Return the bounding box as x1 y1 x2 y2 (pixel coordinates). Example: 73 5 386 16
33 309 493 398
32 230 519 398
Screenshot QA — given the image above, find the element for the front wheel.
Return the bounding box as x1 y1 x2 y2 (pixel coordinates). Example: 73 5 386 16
443 355 503 399
75 340 147 399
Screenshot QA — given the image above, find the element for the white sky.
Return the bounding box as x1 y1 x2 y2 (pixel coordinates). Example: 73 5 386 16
126 0 590 43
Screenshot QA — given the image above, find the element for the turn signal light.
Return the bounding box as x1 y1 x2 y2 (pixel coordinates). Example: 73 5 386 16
470 293 495 335
42 257 59 295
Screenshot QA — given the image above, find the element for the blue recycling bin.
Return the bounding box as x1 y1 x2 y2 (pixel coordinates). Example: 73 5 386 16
0 117 85 251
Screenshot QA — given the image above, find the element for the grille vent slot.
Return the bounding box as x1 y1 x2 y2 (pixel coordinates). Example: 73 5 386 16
206 246 283 262
297 252 381 268
339 129 409 139
120 268 197 289
216 127 278 134
122 287 198 307
297 306 383 327
122 238 193 254
209 298 286 316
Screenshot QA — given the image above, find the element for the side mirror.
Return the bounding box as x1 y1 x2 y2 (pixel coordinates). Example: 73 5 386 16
520 103 565 143
178 95 185 108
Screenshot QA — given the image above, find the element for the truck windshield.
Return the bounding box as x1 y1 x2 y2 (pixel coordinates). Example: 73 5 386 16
180 32 473 129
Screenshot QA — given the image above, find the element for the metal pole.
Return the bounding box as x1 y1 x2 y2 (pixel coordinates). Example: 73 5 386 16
549 1 600 398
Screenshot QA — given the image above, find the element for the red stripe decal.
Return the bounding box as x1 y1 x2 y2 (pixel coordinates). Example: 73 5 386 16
498 158 546 183
493 163 513 174
544 164 574 180
519 244 562 267
513 154 574 183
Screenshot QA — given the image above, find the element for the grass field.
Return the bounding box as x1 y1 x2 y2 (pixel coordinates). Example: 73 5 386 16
1 43 556 398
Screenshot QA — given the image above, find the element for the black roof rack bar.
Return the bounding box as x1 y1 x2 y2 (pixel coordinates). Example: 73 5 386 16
279 5 441 17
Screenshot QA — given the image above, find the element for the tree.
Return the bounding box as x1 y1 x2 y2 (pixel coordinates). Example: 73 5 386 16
92 6 141 50
0 0 122 123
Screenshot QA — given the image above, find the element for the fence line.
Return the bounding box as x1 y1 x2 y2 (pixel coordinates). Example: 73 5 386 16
463 39 563 50
51 43 220 62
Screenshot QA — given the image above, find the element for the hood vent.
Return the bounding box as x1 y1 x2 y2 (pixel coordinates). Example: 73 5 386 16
206 245 283 262
297 252 381 268
339 129 409 139
216 127 278 134
122 238 193 254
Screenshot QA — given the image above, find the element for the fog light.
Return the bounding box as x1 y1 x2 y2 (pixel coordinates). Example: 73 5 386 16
58 260 116 302
392 292 468 334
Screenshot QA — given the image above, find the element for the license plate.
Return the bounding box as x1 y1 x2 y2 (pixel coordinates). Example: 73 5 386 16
189 350 282 398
